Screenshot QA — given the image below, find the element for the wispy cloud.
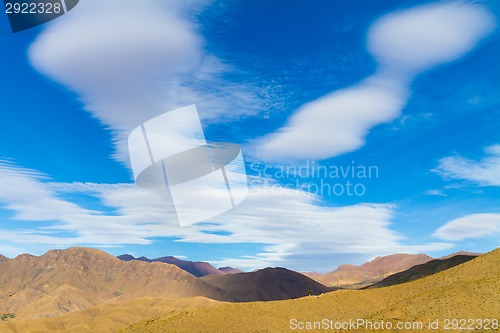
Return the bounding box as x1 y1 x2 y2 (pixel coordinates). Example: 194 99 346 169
425 189 447 197
257 2 495 161
0 162 451 270
0 160 94 222
434 213 500 241
433 144 500 186
0 160 186 246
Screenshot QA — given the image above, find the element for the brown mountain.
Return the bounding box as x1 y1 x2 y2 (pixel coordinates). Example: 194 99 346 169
117 254 224 277
0 247 233 319
0 248 333 320
0 254 8 262
366 253 479 289
309 253 433 287
201 267 333 302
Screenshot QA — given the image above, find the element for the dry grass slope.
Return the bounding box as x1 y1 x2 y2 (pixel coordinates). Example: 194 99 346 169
122 248 500 333
0 297 219 333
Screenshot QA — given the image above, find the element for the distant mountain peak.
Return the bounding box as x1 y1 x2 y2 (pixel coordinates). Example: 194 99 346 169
309 253 434 287
367 253 480 289
116 254 224 277
116 254 135 261
218 267 243 274
439 251 482 260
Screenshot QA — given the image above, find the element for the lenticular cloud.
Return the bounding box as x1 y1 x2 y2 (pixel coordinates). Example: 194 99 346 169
258 2 495 161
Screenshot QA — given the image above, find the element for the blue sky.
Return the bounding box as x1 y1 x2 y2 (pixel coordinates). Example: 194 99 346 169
0 0 499 272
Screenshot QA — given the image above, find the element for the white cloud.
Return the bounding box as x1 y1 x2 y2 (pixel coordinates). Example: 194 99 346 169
0 160 186 246
257 2 495 161
434 145 500 186
367 2 495 73
204 190 451 270
434 213 500 241
0 160 94 222
257 75 407 160
28 0 261 164
0 162 451 271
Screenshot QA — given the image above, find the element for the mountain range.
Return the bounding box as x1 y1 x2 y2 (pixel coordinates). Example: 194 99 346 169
116 251 480 290
122 248 500 333
306 253 433 287
307 251 480 288
0 247 327 319
116 254 242 277
0 247 496 333
0 248 234 319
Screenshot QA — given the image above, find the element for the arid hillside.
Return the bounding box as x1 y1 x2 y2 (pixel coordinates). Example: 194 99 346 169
0 247 233 319
0 247 331 321
0 248 497 333
121 248 500 333
0 296 220 333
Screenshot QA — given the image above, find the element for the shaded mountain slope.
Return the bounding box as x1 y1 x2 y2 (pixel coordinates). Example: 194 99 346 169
202 267 333 301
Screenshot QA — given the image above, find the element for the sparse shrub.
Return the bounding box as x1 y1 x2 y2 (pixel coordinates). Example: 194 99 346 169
0 313 16 321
